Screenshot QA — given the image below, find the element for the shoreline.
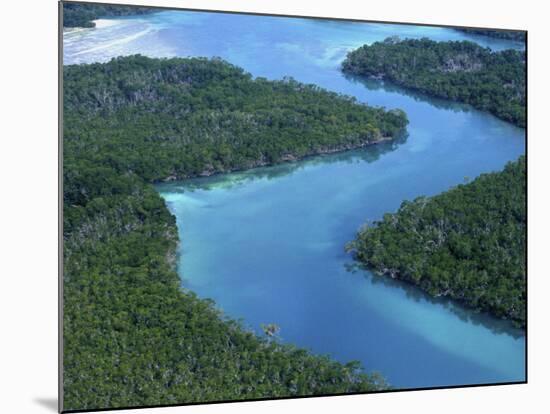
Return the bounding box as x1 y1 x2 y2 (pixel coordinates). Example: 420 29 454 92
370 266 526 331
157 134 398 183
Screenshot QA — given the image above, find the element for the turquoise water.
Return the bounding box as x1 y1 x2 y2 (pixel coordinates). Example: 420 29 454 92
64 10 526 389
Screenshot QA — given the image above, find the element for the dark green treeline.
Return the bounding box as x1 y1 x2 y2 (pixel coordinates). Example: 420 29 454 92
347 157 526 328
63 2 155 28
342 38 525 127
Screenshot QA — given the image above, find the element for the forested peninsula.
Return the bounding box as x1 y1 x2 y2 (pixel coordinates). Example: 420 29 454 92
63 3 155 28
347 157 526 328
342 38 526 127
64 55 407 181
63 55 407 410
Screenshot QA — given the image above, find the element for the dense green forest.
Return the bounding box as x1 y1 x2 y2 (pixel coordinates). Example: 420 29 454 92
457 28 526 42
64 55 407 181
342 38 526 127
347 157 526 328
63 2 155 28
63 55 407 410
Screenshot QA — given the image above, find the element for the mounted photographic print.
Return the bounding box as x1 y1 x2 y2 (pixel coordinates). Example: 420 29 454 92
60 1 527 412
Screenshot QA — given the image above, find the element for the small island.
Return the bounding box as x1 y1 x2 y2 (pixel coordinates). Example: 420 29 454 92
347 157 526 328
342 38 525 127
456 28 526 42
62 55 406 410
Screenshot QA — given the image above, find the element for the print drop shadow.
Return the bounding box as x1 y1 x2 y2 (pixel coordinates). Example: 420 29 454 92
34 397 58 412
344 262 523 339
156 132 408 193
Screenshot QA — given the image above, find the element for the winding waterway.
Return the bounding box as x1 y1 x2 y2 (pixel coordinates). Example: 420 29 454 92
64 9 526 389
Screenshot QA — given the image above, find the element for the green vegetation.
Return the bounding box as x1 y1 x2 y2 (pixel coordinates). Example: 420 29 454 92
64 55 407 181
63 55 406 410
457 28 526 42
63 2 155 28
342 38 526 127
347 157 526 328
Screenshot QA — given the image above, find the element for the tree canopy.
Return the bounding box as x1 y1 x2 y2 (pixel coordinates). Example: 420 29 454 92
63 2 155 28
347 157 526 328
342 38 526 127
64 55 407 182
